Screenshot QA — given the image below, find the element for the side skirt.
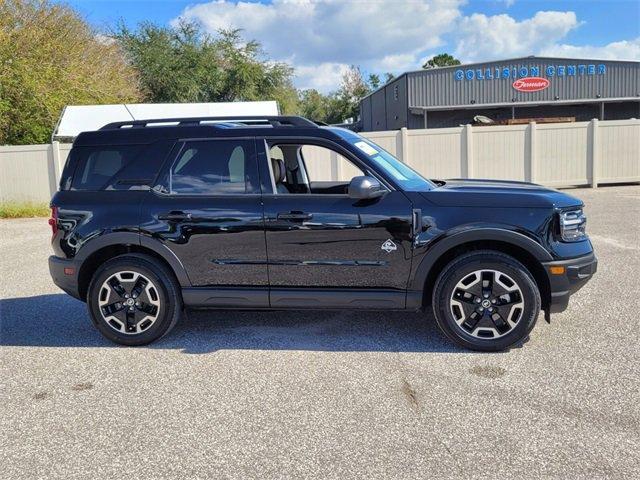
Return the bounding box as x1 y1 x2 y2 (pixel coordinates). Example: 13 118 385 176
182 287 269 308
182 287 409 310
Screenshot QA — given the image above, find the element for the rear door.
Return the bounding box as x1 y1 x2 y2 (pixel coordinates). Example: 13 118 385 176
258 138 414 309
140 137 268 305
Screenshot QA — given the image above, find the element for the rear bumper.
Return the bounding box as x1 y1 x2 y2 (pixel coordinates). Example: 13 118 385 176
49 256 83 301
542 252 597 313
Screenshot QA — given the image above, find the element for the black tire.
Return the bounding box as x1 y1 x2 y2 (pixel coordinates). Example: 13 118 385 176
432 250 541 352
87 254 182 346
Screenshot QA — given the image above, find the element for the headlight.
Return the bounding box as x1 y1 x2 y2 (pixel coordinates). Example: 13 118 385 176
559 209 587 242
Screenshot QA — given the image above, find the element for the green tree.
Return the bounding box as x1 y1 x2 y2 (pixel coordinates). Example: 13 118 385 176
330 65 371 123
114 22 298 113
422 53 461 69
368 74 381 90
0 0 142 145
368 72 395 90
298 89 331 122
298 66 395 124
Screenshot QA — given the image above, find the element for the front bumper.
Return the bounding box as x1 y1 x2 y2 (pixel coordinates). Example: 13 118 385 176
542 252 597 313
49 256 83 301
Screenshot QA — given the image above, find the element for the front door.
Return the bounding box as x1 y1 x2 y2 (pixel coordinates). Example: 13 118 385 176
141 137 268 303
259 139 414 309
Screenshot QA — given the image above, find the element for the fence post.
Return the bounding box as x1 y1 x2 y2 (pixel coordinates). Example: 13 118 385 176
528 121 537 183
590 118 599 188
47 142 62 198
399 127 409 162
463 124 474 178
52 141 63 178
330 150 340 181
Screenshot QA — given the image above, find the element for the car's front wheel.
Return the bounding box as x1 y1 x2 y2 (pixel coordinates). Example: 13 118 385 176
87 254 182 346
432 250 541 351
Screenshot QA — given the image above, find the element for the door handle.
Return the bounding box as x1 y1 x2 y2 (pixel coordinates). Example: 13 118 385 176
158 211 192 221
412 208 422 236
277 211 313 221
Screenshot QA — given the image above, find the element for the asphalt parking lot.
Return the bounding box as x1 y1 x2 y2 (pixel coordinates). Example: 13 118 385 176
1 185 639 479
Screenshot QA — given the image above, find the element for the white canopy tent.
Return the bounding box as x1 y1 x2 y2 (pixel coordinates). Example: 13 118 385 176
52 101 279 141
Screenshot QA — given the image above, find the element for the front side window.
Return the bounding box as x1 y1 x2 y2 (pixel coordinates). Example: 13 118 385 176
170 140 257 195
329 127 434 191
267 143 364 195
300 145 363 183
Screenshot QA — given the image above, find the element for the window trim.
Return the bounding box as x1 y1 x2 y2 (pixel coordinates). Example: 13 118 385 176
296 147 312 191
263 139 278 194
162 137 260 197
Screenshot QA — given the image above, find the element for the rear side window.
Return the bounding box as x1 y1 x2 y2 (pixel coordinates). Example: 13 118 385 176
70 145 143 191
67 141 173 191
169 139 258 195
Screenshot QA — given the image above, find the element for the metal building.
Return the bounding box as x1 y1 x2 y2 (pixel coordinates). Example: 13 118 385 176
359 56 640 130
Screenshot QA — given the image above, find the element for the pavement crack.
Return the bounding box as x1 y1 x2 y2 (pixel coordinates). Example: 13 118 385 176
401 378 420 412
71 382 93 392
469 365 506 379
438 438 465 476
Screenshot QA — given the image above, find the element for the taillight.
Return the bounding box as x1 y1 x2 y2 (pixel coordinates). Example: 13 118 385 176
49 206 59 237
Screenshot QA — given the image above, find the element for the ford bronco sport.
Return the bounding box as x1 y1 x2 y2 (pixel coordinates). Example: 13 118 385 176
49 116 597 351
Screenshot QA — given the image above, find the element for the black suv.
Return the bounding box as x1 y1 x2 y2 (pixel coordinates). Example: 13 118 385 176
49 116 596 351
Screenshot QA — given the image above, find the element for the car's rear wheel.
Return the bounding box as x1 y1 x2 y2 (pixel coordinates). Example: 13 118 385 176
432 250 541 351
87 254 182 346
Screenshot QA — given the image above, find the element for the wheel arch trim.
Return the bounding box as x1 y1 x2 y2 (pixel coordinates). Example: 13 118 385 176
75 232 191 287
409 227 552 292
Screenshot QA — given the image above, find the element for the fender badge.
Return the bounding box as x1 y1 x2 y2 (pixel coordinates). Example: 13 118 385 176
381 239 397 253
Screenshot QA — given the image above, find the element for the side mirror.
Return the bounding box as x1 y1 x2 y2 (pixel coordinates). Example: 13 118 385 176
348 176 386 200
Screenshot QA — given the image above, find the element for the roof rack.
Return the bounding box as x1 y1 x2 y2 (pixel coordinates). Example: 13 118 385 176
100 115 318 130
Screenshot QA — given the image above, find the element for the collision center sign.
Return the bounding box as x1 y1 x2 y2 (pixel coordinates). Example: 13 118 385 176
512 77 549 92
453 63 607 93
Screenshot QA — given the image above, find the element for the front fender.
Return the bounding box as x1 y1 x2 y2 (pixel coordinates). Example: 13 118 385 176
408 227 553 293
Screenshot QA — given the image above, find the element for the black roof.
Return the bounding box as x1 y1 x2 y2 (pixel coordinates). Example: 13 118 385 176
74 115 345 146
100 115 317 130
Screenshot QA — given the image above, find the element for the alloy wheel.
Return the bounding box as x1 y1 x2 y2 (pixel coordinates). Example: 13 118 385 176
98 271 161 335
449 269 525 339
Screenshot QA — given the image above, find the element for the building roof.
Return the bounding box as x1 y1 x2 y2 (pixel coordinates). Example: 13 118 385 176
360 56 640 102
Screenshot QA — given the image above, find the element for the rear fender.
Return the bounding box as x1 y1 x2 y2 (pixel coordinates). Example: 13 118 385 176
75 232 191 286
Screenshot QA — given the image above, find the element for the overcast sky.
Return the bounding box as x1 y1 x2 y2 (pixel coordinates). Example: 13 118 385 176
64 0 640 92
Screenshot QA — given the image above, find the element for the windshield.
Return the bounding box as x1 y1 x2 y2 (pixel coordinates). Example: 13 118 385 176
330 128 434 191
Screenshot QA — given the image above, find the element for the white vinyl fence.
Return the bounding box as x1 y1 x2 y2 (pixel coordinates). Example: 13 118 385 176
1 119 638 203
0 142 71 203
361 119 640 188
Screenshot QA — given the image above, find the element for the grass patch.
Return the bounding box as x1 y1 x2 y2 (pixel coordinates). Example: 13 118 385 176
0 202 50 219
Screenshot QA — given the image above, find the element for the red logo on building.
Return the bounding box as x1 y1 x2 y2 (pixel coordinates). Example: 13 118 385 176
512 77 550 92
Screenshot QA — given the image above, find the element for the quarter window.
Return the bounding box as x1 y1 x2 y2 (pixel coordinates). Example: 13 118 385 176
170 140 257 195
71 145 143 190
